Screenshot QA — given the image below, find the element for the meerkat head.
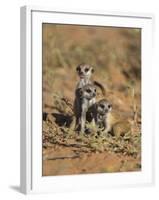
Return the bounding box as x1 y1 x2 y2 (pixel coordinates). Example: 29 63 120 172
96 99 112 115
79 84 96 100
76 63 94 79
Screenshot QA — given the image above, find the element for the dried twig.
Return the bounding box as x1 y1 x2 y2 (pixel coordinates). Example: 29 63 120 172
43 153 80 160
61 97 74 112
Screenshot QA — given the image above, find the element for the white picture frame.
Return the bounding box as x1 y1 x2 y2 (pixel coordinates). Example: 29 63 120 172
20 5 154 194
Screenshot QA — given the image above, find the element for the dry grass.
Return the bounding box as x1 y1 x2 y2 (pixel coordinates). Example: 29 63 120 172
43 95 141 157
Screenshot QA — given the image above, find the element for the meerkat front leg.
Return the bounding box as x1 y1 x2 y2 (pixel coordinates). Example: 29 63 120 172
102 116 112 135
80 102 87 133
102 120 109 133
90 98 96 128
91 118 96 128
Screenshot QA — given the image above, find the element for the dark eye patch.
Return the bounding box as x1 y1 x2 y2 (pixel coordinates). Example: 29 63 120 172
76 67 80 71
100 104 105 109
85 68 89 72
86 89 91 93
108 104 112 109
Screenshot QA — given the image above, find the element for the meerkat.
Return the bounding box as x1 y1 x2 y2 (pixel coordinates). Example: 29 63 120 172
87 99 131 137
74 83 96 133
76 63 106 96
73 63 105 133
87 99 112 132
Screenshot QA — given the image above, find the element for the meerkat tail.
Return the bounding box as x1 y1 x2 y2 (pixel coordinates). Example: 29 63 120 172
94 81 106 96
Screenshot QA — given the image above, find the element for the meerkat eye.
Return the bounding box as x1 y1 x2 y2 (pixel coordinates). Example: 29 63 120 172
86 89 91 93
85 68 89 72
76 66 80 71
100 104 105 109
94 89 96 92
108 104 112 109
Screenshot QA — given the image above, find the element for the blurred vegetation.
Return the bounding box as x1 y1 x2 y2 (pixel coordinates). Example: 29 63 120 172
42 24 141 102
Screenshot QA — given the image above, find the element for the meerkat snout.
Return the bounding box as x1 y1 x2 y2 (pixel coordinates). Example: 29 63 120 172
76 63 94 79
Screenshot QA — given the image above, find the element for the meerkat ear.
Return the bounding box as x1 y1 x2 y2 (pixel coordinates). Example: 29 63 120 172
76 65 80 71
91 68 94 73
78 88 83 96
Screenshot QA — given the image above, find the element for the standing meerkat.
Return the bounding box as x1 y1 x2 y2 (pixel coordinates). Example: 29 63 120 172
76 63 106 96
73 63 105 133
74 83 96 133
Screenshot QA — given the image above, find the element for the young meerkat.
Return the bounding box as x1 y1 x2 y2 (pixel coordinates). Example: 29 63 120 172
87 99 112 132
87 99 131 137
74 83 96 133
76 63 106 96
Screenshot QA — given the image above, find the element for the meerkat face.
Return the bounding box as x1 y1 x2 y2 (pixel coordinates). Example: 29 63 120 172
96 99 112 115
80 84 96 100
76 63 94 79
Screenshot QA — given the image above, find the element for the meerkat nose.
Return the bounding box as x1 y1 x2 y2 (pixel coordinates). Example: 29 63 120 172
93 92 96 97
79 71 84 75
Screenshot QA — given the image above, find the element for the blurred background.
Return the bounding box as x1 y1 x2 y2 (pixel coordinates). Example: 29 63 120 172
42 24 141 118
